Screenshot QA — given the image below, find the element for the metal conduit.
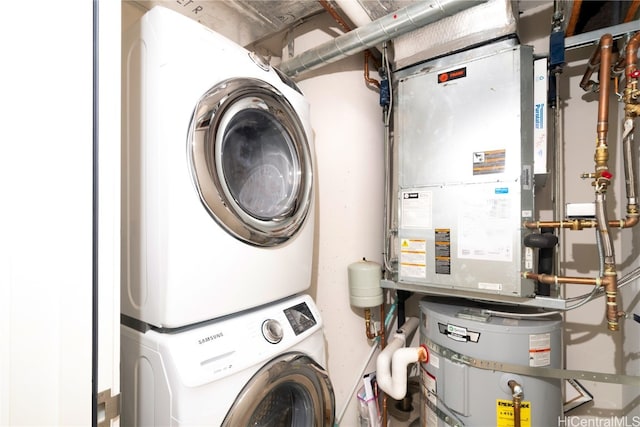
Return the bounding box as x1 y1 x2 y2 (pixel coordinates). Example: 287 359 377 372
280 0 487 78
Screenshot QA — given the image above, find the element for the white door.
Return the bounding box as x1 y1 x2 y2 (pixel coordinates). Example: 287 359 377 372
0 1 121 425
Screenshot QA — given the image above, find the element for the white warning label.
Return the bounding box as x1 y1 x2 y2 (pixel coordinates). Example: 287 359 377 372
529 333 551 367
400 239 426 278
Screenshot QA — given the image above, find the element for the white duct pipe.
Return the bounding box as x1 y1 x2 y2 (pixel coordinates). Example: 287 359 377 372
280 0 488 78
376 317 427 400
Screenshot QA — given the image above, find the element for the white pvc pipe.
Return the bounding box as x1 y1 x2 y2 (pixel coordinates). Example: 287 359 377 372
388 347 426 400
376 317 426 400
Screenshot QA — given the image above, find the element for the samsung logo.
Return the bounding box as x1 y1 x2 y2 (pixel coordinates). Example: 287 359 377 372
535 103 544 129
198 332 223 344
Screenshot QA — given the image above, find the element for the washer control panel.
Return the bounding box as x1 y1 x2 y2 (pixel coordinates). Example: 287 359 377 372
284 301 317 335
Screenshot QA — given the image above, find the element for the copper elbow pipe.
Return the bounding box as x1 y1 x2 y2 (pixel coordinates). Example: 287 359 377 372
364 51 381 89
524 273 622 330
624 32 640 75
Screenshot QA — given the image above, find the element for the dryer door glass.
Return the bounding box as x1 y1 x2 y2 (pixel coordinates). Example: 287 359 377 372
221 352 334 427
188 78 312 247
221 108 298 221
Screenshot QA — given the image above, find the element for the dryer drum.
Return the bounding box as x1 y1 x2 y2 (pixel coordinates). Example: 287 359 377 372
188 77 313 247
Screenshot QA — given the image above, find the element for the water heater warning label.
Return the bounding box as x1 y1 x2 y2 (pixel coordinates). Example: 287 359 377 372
529 333 552 367
496 400 531 427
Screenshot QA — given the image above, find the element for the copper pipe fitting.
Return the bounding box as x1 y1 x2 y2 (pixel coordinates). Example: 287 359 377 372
364 307 379 340
524 272 601 286
603 272 622 331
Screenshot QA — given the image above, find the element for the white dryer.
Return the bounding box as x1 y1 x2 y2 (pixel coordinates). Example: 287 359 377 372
121 294 335 426
122 6 316 328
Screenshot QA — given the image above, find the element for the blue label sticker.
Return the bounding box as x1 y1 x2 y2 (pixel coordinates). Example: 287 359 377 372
495 188 509 194
535 103 544 129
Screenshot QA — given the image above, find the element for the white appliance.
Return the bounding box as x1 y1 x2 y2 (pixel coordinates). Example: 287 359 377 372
120 294 335 426
122 6 316 328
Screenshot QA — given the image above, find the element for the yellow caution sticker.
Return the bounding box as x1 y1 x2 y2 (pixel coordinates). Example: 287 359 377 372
496 399 531 427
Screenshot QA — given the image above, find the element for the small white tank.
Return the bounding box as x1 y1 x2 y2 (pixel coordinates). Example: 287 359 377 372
419 298 563 427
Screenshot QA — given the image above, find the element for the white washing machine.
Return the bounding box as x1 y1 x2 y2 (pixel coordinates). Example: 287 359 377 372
121 294 335 426
122 6 316 328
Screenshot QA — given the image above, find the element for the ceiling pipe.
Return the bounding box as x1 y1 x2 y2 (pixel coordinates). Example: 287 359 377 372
279 0 488 78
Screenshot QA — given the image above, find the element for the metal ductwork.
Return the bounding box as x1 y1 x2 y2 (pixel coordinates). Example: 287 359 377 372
279 0 488 78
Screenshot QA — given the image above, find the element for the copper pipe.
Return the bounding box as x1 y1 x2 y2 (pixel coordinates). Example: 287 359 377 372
523 219 596 230
524 272 605 286
565 0 582 37
624 33 640 109
524 215 638 230
318 0 381 89
624 0 640 23
596 35 613 152
508 380 523 427
318 0 352 33
364 50 381 89
580 39 604 92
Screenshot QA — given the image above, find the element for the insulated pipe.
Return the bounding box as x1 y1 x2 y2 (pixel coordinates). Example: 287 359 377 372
280 0 487 78
376 317 427 400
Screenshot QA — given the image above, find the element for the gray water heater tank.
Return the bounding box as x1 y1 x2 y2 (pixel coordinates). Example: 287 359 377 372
419 298 563 427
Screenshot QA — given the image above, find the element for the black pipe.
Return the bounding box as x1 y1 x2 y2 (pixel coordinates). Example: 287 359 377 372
396 290 412 328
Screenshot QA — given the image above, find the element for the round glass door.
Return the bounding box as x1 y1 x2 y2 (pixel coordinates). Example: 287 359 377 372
221 352 335 427
188 78 312 247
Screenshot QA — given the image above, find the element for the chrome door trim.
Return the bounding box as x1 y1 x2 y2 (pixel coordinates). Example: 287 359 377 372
221 352 335 426
188 78 313 247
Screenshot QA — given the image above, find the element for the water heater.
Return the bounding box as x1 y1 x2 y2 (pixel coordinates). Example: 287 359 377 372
391 39 535 301
419 298 563 426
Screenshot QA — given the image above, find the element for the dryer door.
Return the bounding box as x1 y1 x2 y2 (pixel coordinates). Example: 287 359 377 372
222 352 335 427
188 78 313 247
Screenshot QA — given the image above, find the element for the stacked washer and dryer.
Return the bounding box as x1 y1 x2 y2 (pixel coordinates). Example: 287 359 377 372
120 6 334 426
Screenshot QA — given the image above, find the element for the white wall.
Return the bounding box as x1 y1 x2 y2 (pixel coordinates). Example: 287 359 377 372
290 14 388 425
